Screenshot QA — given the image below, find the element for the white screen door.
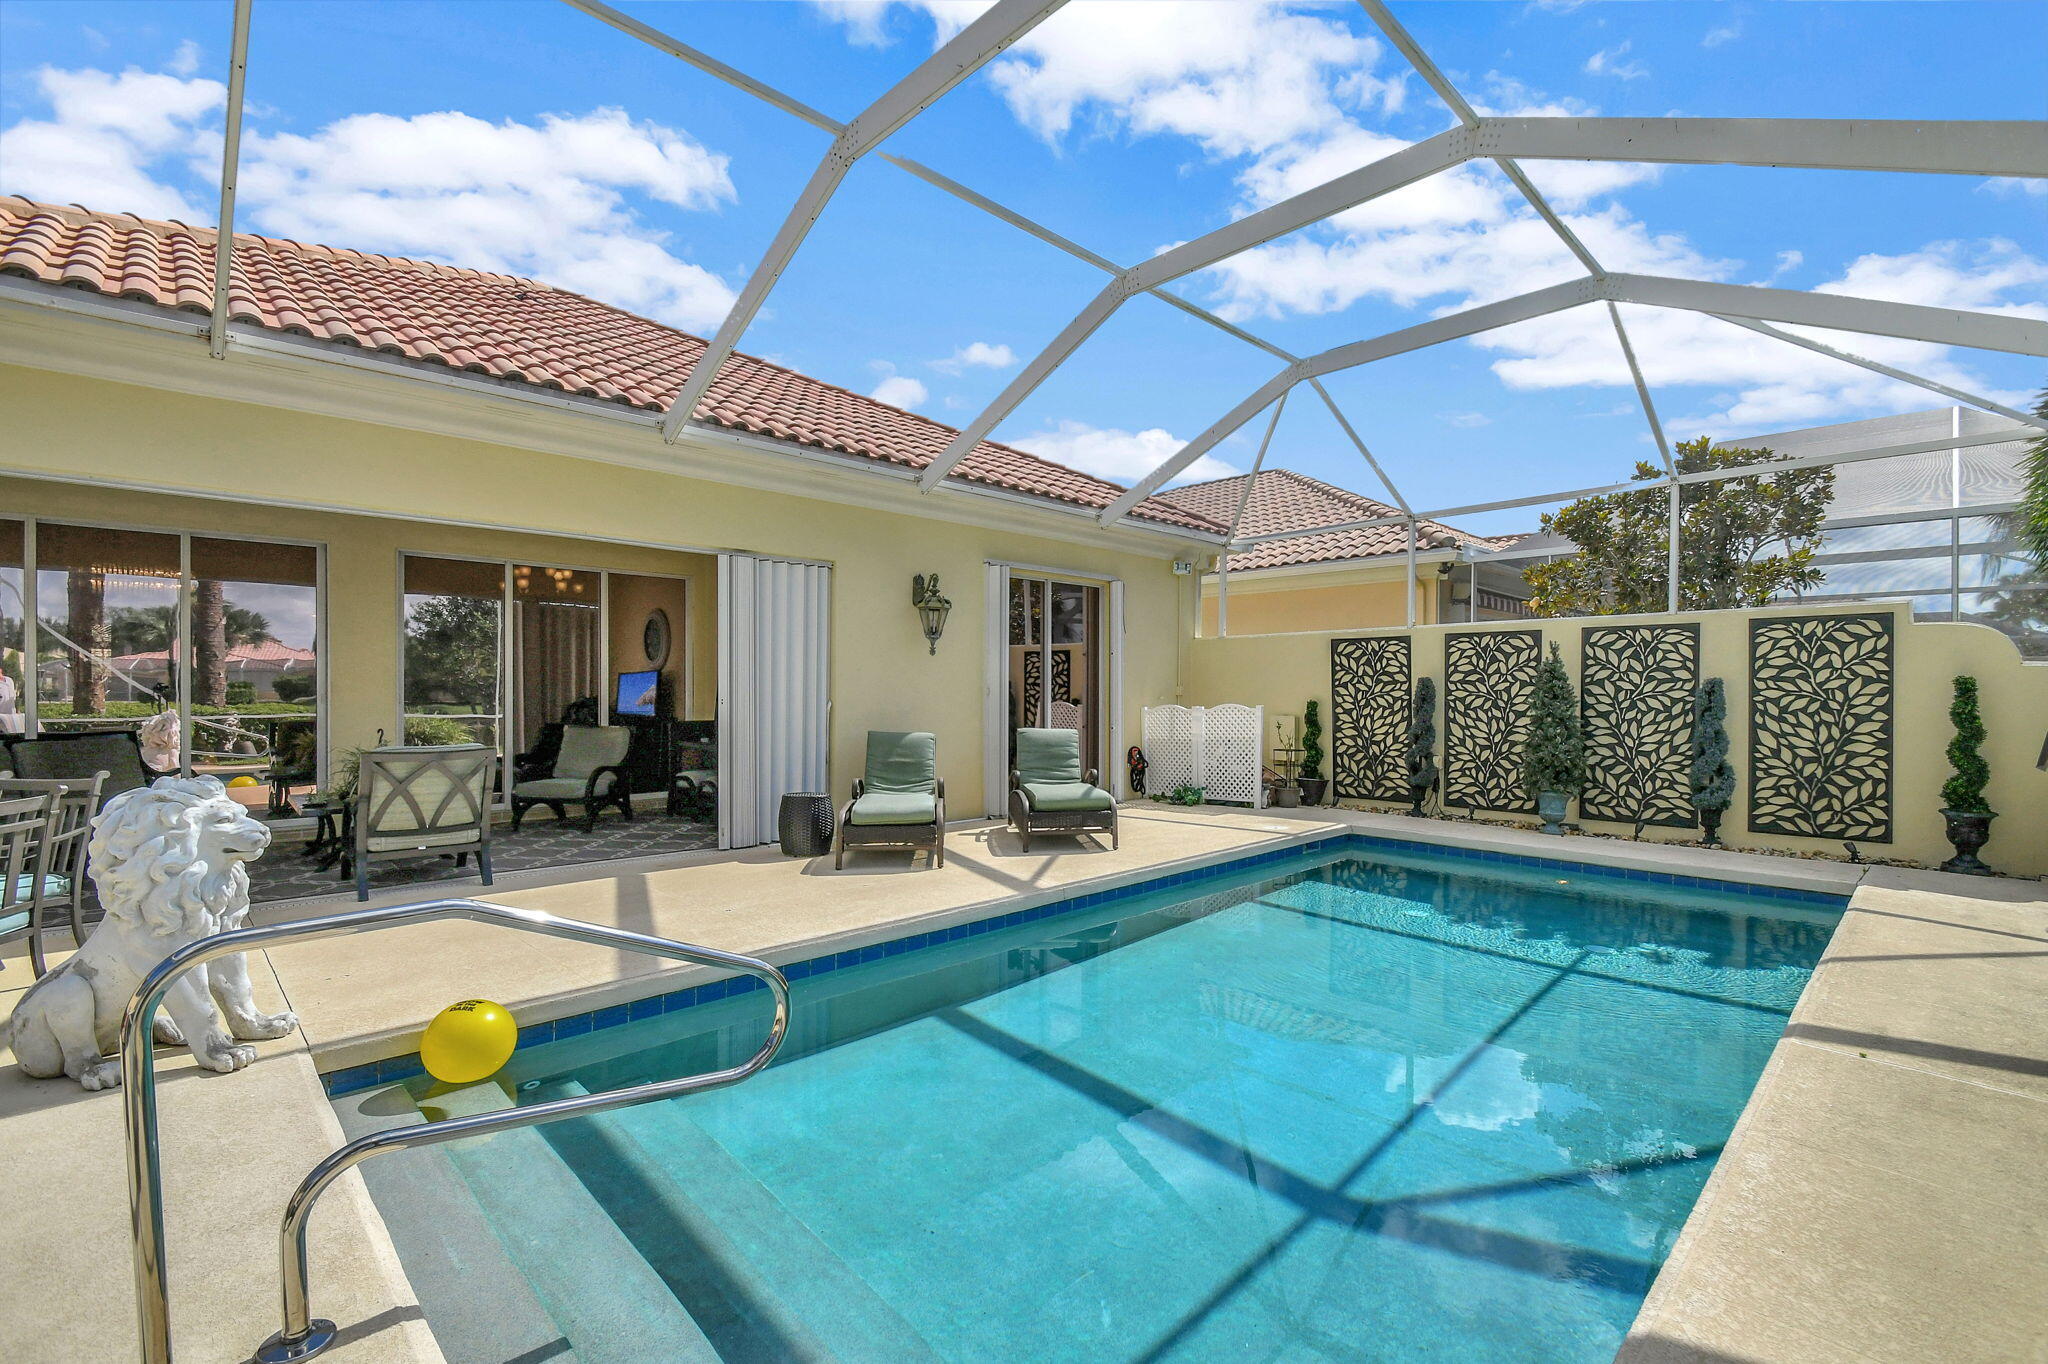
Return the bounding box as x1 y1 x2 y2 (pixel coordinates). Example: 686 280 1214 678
718 554 831 848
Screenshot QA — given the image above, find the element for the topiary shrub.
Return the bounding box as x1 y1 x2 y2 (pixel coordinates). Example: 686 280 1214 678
1299 701 1324 782
1940 676 1991 815
1689 677 1736 845
1521 643 1585 799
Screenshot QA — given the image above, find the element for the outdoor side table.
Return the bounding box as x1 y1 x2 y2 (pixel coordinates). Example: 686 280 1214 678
778 792 833 857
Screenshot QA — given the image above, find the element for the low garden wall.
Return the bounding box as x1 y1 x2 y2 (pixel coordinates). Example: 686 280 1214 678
1185 600 2048 879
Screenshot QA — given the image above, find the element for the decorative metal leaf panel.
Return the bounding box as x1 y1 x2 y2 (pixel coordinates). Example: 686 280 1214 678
1022 649 1042 722
1329 636 1411 800
1051 648 1073 702
1749 613 1894 842
1443 630 1541 814
1578 624 1700 828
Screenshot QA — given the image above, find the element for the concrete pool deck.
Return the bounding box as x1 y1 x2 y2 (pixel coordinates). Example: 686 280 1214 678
0 803 2041 1362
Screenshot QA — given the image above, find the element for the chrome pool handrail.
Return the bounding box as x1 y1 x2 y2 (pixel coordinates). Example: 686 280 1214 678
119 896 791 1364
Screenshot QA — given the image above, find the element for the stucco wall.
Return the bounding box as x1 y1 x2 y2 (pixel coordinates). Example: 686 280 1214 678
0 364 1200 818
1188 601 2048 878
1200 564 1444 636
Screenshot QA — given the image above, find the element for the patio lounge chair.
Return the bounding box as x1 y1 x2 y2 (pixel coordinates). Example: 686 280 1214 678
1010 727 1117 852
350 743 494 900
0 773 104 976
509 723 633 833
2 728 165 799
835 731 944 869
0 790 56 978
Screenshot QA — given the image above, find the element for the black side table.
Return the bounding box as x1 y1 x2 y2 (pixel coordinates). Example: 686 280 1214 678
778 792 833 857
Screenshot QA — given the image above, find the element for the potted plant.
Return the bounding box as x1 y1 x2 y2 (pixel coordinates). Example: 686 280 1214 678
1404 677 1438 816
1939 675 1996 875
1689 677 1735 847
1521 643 1584 835
1297 700 1328 806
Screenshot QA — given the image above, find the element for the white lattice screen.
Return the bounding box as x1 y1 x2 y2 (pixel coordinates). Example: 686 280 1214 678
1141 704 1264 808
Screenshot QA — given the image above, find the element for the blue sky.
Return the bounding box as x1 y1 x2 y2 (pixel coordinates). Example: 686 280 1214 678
2 0 2042 532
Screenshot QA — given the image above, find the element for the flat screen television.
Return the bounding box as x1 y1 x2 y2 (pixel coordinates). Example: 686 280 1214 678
614 669 661 718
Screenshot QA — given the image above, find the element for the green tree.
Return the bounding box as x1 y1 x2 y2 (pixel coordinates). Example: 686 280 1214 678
1525 437 1834 616
1689 678 1735 812
1298 700 1324 782
1940 676 1991 815
2013 386 2048 563
1404 677 1438 798
106 604 273 655
1521 644 1585 798
404 595 499 709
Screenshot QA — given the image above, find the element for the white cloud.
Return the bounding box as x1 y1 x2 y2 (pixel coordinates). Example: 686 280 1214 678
1816 239 2048 318
1440 411 1493 428
1583 41 1648 81
0 64 743 331
1011 419 1236 485
870 373 930 408
0 65 224 219
166 39 201 77
1702 23 1741 48
1981 176 2047 199
807 0 898 46
931 340 1016 373
1765 248 1804 283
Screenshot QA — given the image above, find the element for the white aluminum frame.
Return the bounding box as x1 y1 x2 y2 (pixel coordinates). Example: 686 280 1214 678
159 2 2048 591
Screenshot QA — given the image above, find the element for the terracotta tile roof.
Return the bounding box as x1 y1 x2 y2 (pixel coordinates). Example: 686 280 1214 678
0 197 1220 534
1154 469 1513 571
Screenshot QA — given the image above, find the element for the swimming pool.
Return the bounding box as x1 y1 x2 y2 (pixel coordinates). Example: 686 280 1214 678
355 840 1842 1362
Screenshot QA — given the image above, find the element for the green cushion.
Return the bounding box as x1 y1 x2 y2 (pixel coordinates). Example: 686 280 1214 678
554 725 629 781
1022 781 1113 812
1016 728 1082 784
864 731 935 794
849 791 937 826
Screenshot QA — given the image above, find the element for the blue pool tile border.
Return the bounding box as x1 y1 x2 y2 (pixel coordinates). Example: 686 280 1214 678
320 829 1844 1097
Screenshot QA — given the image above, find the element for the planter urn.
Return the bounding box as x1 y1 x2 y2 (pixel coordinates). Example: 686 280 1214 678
1406 782 1432 817
1939 809 1995 876
1297 778 1327 806
1272 780 1301 808
1535 790 1570 836
1696 805 1726 848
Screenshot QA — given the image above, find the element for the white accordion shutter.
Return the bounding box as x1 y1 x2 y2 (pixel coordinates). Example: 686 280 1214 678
719 554 831 848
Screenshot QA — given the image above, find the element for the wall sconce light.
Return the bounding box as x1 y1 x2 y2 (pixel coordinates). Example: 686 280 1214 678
912 573 952 655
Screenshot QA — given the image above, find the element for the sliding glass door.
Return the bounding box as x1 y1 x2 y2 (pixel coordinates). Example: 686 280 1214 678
1007 575 1102 775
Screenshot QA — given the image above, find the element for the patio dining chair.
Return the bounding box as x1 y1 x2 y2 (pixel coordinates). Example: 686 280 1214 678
349 743 494 901
509 724 633 833
0 790 57 978
835 731 944 869
1010 727 1118 852
0 773 105 976
2 728 164 800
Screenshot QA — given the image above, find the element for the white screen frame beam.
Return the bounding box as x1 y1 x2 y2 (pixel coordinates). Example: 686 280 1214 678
658 0 1067 440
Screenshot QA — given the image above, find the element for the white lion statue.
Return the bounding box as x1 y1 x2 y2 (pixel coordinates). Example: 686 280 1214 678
9 776 297 1090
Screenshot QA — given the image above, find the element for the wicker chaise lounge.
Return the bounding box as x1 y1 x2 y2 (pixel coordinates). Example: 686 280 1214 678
835 731 944 869
1010 727 1117 852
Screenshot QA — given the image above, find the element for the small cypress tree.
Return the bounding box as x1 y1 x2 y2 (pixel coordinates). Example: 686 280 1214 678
1405 677 1438 797
1521 643 1585 797
1299 700 1325 782
1940 675 1991 814
1689 678 1736 813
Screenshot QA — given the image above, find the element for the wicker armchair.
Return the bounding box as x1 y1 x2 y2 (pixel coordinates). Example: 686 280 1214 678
1009 728 1117 852
509 724 632 833
834 732 944 869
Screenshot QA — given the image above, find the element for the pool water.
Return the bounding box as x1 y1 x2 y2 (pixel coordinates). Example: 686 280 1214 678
398 845 1840 1363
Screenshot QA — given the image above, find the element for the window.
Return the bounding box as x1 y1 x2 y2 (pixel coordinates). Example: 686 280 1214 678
402 555 506 758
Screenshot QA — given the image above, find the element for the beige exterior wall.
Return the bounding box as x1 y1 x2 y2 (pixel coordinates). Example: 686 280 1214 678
1188 601 2048 877
1200 561 1449 636
0 364 1202 817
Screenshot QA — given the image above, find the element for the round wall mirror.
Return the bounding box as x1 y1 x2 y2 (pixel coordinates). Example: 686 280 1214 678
642 608 671 668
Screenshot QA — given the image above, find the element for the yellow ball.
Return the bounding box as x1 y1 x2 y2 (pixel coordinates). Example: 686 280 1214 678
227 775 260 788
420 999 517 1085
